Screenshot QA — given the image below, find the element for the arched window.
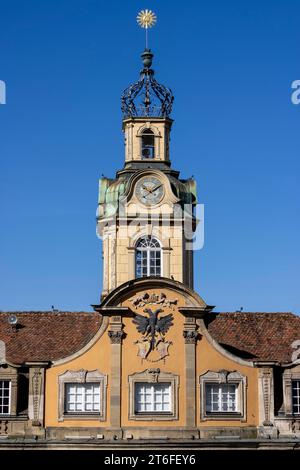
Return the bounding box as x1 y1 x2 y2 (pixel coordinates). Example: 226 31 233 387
141 129 155 159
135 236 161 278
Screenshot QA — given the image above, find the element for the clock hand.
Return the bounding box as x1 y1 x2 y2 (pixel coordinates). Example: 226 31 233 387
148 183 162 194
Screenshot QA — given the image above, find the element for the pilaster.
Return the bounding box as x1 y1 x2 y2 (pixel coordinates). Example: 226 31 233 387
27 363 48 427
183 317 199 428
102 235 109 296
127 247 135 279
108 315 125 429
162 246 171 278
257 365 278 438
258 367 274 425
283 370 293 416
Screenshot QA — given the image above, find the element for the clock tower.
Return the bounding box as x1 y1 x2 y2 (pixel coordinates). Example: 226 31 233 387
97 48 198 299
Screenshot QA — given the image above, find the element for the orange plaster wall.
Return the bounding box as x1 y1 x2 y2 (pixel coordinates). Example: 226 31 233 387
44 325 111 428
196 335 259 427
44 286 259 429
121 289 187 427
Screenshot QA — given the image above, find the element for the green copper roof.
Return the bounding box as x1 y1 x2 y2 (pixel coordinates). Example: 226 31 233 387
98 177 129 218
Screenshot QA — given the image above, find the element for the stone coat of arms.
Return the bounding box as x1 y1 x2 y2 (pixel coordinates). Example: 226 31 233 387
133 307 173 360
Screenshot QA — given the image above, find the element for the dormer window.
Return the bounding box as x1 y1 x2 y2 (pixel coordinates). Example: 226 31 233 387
141 129 155 159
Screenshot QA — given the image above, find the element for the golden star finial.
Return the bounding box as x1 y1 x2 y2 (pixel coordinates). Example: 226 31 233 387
137 9 157 29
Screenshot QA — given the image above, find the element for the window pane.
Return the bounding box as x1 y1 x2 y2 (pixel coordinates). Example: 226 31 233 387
136 237 161 278
65 383 101 414
205 383 238 413
68 385 76 394
292 380 300 414
135 382 171 413
0 380 11 415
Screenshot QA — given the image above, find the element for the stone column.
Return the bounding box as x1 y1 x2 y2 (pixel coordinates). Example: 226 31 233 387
108 315 124 431
183 318 199 428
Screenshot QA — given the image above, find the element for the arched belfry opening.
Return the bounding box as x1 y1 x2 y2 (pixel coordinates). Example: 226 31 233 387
141 129 155 159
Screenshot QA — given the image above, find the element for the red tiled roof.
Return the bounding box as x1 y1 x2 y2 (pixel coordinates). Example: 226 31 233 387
0 312 102 364
0 311 299 365
206 312 300 363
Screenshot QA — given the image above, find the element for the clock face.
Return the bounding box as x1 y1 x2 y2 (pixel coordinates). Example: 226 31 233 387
135 176 164 206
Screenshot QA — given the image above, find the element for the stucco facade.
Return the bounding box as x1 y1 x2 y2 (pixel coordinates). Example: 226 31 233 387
43 281 260 441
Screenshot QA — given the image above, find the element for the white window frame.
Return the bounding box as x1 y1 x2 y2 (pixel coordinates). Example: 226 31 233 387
205 382 239 414
135 236 162 278
65 382 101 414
128 369 179 421
135 382 171 414
200 370 247 421
58 369 107 422
0 365 18 416
0 379 11 415
292 380 300 415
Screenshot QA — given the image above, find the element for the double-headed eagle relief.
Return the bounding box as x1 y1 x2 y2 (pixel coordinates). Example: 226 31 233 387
133 308 173 352
131 293 176 361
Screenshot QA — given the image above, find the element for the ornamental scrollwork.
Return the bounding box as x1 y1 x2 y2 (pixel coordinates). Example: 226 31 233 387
131 292 178 310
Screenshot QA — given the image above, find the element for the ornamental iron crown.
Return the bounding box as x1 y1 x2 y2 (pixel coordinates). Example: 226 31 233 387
121 49 174 119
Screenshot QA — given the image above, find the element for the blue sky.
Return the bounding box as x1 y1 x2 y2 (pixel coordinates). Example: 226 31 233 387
0 0 299 313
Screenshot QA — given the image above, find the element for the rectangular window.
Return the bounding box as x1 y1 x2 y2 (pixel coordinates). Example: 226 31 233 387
292 380 300 414
65 383 100 414
136 251 148 278
0 380 11 415
149 250 161 276
135 382 171 414
206 383 238 413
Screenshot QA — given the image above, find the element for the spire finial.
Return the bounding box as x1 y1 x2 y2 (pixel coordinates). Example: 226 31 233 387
137 9 157 49
121 11 173 118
